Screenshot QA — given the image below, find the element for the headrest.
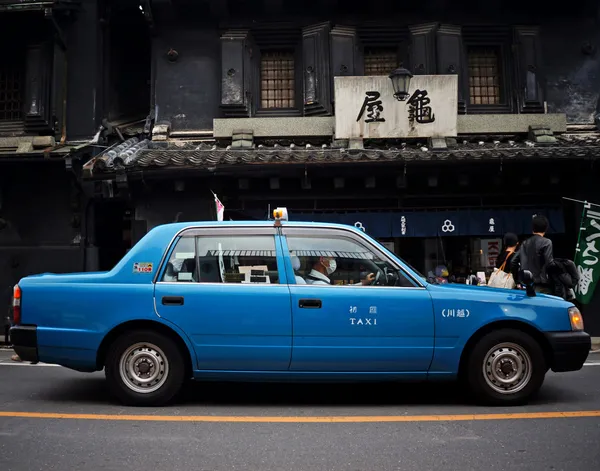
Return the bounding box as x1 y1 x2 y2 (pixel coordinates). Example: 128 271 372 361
291 255 301 271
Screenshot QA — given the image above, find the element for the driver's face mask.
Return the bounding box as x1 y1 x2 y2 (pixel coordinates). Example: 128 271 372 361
322 257 337 275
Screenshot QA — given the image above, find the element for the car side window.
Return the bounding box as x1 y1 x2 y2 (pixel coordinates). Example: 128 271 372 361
162 234 281 284
287 234 416 287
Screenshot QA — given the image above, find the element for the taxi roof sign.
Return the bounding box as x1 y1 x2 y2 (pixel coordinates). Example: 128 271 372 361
273 207 289 227
273 207 289 221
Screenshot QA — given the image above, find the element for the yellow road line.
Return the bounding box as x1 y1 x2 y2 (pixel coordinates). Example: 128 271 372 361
0 410 599 423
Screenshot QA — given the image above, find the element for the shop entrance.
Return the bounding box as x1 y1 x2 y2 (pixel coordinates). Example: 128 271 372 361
366 231 572 286
93 200 132 271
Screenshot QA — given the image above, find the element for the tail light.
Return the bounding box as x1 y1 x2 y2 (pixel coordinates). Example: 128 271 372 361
12 285 21 325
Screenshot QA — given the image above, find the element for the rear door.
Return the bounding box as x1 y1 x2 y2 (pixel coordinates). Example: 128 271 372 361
281 226 435 372
154 226 292 371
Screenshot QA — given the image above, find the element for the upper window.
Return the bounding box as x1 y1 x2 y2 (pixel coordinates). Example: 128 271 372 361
286 234 416 287
260 50 296 109
467 47 502 106
162 234 280 284
0 55 23 121
364 48 399 76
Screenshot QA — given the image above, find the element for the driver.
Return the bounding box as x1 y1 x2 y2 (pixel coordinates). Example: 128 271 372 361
305 256 375 286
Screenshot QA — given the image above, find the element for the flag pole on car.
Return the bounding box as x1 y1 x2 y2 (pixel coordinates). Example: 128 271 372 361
211 190 224 222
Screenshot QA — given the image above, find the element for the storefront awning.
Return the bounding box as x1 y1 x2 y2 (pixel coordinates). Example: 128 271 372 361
287 208 565 238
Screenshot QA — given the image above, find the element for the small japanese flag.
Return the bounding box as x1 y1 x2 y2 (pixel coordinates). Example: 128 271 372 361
213 192 224 221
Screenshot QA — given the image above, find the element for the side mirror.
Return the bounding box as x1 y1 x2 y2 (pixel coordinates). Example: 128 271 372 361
520 270 536 297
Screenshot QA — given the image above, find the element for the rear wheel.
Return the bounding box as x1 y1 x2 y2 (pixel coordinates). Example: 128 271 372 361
465 328 546 406
105 330 185 406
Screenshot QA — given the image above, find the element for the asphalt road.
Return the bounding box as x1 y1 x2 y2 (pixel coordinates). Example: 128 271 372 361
0 349 599 471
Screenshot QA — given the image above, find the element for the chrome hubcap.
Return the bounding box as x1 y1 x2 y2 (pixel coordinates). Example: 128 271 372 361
119 342 169 394
483 342 532 395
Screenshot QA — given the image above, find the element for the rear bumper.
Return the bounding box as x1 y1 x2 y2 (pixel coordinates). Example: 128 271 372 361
9 325 39 363
544 331 591 372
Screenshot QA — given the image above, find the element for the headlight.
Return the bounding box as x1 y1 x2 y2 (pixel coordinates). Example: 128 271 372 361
568 306 584 331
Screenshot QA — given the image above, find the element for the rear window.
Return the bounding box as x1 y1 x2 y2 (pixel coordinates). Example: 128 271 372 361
161 235 280 284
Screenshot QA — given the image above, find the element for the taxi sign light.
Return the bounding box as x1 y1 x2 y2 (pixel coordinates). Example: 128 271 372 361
273 207 289 221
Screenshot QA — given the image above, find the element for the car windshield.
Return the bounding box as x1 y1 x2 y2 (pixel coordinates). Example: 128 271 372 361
397 256 426 281
376 242 426 280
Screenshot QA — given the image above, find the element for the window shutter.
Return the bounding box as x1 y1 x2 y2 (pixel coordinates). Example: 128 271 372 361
408 23 438 75
330 25 364 77
220 29 259 117
24 42 53 133
52 42 67 139
514 26 544 113
436 24 468 114
330 25 363 113
302 22 332 116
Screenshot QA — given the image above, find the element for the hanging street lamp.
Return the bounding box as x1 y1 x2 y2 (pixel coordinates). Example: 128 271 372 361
389 66 413 101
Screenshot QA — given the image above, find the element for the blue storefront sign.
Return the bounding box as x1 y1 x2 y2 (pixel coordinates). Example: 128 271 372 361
291 208 565 239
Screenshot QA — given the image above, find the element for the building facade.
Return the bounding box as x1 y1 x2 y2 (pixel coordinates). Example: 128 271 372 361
1 0 600 334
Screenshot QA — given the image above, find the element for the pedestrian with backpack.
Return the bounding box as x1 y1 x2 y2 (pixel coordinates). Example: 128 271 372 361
510 214 554 294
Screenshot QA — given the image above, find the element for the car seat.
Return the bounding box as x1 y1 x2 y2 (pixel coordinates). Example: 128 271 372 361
291 255 306 284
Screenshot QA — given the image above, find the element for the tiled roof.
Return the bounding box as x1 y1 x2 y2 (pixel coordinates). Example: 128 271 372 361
0 140 93 161
0 0 80 11
82 132 600 178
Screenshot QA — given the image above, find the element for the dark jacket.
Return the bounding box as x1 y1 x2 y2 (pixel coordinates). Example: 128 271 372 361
510 234 554 285
495 249 519 279
546 258 580 300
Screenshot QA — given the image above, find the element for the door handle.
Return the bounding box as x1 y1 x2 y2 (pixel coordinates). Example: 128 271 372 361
162 296 184 306
299 299 322 309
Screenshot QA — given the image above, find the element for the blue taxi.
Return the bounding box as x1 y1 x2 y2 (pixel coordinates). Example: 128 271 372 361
10 209 591 406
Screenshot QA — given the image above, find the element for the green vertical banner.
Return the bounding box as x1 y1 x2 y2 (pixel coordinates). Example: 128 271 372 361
574 204 600 304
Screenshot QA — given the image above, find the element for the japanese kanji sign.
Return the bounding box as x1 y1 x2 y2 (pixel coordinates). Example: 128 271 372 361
334 75 458 139
574 205 600 304
481 238 502 268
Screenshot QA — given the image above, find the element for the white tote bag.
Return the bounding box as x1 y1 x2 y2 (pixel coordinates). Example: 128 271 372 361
488 249 516 289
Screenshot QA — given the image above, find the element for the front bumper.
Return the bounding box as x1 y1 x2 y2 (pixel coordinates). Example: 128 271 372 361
9 325 39 363
544 331 591 372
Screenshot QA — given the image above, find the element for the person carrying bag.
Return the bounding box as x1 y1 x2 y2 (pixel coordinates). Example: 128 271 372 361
488 233 519 289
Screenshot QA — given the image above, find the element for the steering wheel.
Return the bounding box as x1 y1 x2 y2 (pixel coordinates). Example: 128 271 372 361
370 270 383 286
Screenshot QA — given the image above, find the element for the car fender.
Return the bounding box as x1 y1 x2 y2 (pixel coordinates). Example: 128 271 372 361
95 316 197 372
427 283 572 374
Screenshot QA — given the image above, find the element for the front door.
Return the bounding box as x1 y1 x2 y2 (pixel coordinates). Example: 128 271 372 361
154 227 292 371
281 227 434 372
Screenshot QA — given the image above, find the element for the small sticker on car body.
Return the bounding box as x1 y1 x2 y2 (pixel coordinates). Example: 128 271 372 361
133 262 153 274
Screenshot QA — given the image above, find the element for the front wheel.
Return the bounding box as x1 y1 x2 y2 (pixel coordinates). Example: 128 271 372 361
465 328 547 406
105 330 186 406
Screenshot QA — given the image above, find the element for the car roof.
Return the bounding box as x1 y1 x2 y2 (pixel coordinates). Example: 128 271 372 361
157 220 363 232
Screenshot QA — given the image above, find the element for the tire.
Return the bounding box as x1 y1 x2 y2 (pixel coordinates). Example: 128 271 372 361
105 330 186 407
465 328 547 406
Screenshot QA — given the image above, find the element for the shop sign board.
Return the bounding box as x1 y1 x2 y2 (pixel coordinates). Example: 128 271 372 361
292 208 565 239
334 75 458 139
480 238 502 268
